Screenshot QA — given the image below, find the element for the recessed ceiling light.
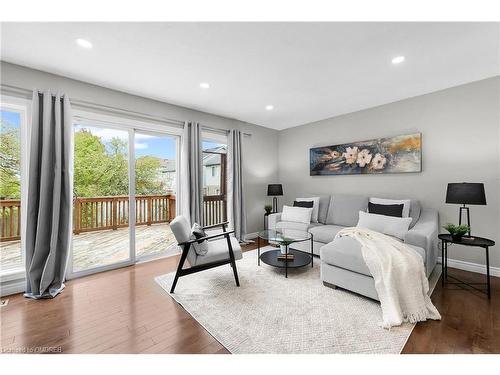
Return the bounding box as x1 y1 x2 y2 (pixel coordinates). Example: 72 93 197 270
265 105 274 111
199 82 210 89
391 56 405 64
76 38 93 49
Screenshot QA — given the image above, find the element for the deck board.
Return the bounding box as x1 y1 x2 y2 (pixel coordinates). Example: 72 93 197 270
0 223 178 272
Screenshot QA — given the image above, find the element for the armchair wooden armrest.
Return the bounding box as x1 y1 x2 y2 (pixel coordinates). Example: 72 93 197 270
178 230 235 246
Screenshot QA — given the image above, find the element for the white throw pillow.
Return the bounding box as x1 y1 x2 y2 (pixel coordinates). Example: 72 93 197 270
357 211 412 240
281 205 313 224
296 197 320 223
369 197 411 218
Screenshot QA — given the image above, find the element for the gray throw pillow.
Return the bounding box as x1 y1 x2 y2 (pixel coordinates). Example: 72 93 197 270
191 223 208 255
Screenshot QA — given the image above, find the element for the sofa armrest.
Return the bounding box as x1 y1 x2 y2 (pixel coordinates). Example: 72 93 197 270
267 213 282 230
404 208 439 275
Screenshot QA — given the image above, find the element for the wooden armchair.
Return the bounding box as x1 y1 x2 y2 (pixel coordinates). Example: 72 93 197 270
169 215 242 293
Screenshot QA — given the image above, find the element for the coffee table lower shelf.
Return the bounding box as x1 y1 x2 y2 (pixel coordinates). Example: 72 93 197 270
259 249 312 278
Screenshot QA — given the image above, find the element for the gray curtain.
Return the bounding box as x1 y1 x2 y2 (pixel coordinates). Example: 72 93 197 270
24 90 73 299
227 129 247 241
181 121 203 226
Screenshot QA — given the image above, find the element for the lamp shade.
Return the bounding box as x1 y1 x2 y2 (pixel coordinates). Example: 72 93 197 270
267 184 283 196
446 183 486 205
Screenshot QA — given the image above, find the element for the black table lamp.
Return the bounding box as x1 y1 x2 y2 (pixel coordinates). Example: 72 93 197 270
446 182 486 236
267 184 283 213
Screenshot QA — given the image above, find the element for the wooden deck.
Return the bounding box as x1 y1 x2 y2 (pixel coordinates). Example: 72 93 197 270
0 223 178 273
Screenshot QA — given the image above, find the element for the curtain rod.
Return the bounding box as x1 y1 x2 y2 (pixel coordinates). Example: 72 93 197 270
1 84 184 127
202 125 252 137
1 84 252 136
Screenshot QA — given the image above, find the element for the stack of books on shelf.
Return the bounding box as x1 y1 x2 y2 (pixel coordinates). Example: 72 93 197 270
277 253 294 261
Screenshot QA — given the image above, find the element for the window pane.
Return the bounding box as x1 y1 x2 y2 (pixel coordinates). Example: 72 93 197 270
0 110 22 272
72 124 130 272
202 143 226 196
202 141 227 226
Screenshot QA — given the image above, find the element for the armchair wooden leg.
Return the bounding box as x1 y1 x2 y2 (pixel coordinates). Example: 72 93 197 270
170 244 190 293
170 275 180 294
231 259 240 287
223 227 240 287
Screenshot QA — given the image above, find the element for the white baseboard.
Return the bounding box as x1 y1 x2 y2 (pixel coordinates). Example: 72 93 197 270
244 232 258 241
438 257 500 277
1 279 25 297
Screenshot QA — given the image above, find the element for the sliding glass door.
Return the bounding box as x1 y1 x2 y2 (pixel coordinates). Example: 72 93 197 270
71 123 132 275
69 112 181 277
134 131 178 260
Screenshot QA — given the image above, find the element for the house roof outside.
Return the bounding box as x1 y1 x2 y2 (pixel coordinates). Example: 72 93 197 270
156 144 226 172
203 145 226 167
159 158 176 172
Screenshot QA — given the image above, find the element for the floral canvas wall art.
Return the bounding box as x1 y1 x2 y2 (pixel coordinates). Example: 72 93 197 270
310 133 422 176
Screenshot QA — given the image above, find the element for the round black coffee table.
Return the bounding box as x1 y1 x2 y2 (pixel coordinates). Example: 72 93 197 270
257 229 313 278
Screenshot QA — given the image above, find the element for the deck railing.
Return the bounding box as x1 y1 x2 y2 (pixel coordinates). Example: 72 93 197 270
0 200 21 241
0 194 227 241
73 194 177 234
203 194 227 227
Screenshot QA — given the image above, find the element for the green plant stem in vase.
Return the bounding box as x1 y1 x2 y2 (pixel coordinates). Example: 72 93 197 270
264 204 273 215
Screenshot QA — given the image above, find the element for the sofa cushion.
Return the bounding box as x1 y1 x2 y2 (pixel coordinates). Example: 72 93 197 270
317 195 331 224
368 196 421 228
320 236 426 277
369 197 411 218
276 221 321 232
326 194 369 226
296 197 320 222
409 200 421 228
357 211 412 240
308 224 344 244
281 205 313 224
368 202 404 217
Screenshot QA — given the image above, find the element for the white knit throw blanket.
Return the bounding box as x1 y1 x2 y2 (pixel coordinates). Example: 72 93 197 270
335 227 441 329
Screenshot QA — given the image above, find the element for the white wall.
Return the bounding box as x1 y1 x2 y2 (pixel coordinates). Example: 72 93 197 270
278 77 500 268
2 62 498 269
0 61 278 235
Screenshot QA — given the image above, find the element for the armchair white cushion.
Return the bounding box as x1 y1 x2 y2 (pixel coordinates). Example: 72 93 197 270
193 237 242 266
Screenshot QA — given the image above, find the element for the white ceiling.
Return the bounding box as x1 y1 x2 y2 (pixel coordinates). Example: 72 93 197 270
1 22 499 130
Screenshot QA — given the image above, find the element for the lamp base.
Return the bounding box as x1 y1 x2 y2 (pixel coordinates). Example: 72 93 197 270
272 197 278 213
459 204 471 236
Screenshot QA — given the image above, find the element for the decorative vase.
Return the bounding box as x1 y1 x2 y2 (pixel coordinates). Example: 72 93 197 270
451 234 463 242
280 244 288 254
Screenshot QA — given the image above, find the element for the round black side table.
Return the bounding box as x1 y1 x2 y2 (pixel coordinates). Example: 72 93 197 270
439 234 495 299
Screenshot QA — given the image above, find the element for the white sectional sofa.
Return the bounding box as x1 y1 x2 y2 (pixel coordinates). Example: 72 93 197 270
267 194 439 300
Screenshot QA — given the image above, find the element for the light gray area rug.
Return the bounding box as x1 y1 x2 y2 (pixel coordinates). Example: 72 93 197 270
155 247 441 354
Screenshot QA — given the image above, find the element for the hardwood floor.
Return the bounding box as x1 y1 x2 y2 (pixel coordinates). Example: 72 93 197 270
402 267 500 354
1 242 499 354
